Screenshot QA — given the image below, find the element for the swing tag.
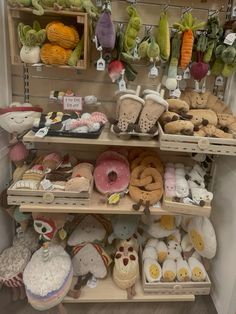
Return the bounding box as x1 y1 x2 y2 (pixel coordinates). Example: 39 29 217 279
183 68 190 79
215 76 224 86
170 88 181 98
87 276 98 288
176 74 182 81
194 80 201 92
224 33 236 46
41 178 53 191
97 57 105 71
119 79 126 91
35 127 49 138
96 0 102 7
149 66 158 78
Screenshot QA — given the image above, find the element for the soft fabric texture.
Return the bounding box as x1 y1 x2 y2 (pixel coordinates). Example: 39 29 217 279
167 248 182 262
13 228 39 253
144 258 162 282
162 259 176 282
167 240 182 252
156 241 168 264
188 217 217 259
72 243 111 278
145 238 159 249
188 257 207 281
175 177 189 198
181 233 194 253
176 258 191 282
142 246 157 261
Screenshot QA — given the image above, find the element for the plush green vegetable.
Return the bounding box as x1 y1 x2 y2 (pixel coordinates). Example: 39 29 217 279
123 6 141 53
138 40 149 58
165 32 181 90
156 12 170 61
67 34 84 66
211 58 224 76
146 36 160 61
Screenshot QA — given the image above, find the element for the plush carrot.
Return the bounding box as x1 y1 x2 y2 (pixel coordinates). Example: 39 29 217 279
173 13 206 69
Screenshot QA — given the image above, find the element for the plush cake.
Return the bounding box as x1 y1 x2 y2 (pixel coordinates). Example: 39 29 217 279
23 244 73 311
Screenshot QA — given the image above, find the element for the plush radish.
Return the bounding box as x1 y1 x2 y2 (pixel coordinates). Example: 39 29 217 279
108 60 125 82
190 34 209 81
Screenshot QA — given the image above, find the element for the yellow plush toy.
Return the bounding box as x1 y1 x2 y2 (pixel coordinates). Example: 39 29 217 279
40 44 72 65
46 22 79 49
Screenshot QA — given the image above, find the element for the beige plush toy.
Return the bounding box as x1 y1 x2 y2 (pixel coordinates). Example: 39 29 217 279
181 90 210 109
144 258 162 282
160 111 180 125
156 241 168 264
164 120 194 135
162 259 176 282
217 113 236 137
188 257 207 281
176 258 191 282
194 124 233 138
187 109 218 128
166 99 189 115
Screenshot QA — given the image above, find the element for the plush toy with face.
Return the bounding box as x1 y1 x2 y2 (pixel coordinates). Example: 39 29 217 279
0 102 42 135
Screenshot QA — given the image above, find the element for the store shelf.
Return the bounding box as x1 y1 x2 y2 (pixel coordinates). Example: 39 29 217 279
23 129 160 148
19 192 166 215
63 276 195 303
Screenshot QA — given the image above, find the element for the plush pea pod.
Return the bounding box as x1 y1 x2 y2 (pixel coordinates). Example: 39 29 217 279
147 37 160 61
165 32 181 90
221 46 236 64
211 58 224 76
138 40 149 58
222 62 236 77
203 41 215 63
67 34 84 66
156 12 170 61
123 6 141 53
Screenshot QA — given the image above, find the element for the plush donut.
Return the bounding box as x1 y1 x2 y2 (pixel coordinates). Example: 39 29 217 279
96 150 129 167
94 159 130 194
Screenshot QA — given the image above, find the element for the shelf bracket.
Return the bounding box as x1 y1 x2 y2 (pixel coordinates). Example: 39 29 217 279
23 64 29 103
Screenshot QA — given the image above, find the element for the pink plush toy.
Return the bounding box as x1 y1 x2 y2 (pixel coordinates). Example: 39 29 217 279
9 142 29 166
165 179 176 197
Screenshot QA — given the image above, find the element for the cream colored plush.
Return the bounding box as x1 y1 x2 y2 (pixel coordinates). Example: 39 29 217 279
162 259 176 282
188 257 207 281
144 258 162 282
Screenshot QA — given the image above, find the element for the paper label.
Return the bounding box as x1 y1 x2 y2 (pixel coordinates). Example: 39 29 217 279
35 127 49 138
183 68 190 79
215 76 224 86
119 79 126 91
41 179 53 191
170 88 181 98
153 201 161 208
97 57 106 71
86 276 98 288
63 96 83 111
149 66 158 78
224 33 236 46
176 74 182 81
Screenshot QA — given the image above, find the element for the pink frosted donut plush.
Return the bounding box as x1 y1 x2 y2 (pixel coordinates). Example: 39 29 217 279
94 151 130 194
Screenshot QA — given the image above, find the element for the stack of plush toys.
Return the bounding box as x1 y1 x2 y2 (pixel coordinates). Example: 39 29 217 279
0 206 217 311
164 160 213 207
160 90 236 139
12 152 94 195
142 215 216 284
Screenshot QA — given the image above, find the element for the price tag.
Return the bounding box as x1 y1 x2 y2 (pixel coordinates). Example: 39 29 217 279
119 79 126 91
170 88 181 98
96 0 102 7
176 74 182 81
35 127 49 138
41 179 53 191
96 57 106 71
232 6 236 17
183 68 190 79
153 201 161 208
149 66 158 78
224 33 236 46
63 96 83 111
215 76 224 86
86 276 98 288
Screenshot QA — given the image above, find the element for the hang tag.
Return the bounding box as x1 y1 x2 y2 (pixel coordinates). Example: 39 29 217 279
183 68 190 79
201 77 206 93
63 96 83 111
58 228 67 241
149 66 158 78
194 80 201 92
97 57 105 71
232 6 236 17
93 36 99 50
41 178 53 191
183 197 196 205
224 33 236 46
176 74 182 81
215 76 224 86
86 276 98 288
153 201 161 208
96 0 102 7
35 127 49 138
119 79 126 91
170 88 181 98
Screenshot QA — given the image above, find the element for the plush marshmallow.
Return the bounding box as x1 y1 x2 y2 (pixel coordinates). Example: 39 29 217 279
145 238 159 249
175 177 189 198
144 258 162 282
167 248 182 262
191 188 213 205
167 240 182 253
188 217 216 259
188 180 205 189
162 259 176 282
166 163 174 168
156 241 168 264
186 169 205 187
193 164 207 178
142 246 157 261
165 179 176 197
188 257 207 282
164 171 175 180
175 163 184 169
181 216 192 232
175 168 186 177
176 258 191 282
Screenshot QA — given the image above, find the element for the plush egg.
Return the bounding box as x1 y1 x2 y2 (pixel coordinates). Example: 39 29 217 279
181 234 194 253
144 258 162 282
167 230 181 244
142 246 157 261
156 241 168 264
191 251 202 261
188 257 207 282
162 259 176 282
167 240 182 253
167 249 182 262
188 217 217 259
176 258 191 282
160 215 176 230
145 238 159 249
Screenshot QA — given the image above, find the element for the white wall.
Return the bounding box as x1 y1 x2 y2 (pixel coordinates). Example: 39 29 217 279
0 1 14 250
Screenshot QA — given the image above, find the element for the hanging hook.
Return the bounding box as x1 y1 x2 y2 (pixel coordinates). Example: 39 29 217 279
126 0 137 6
181 6 192 18
208 5 224 18
145 25 153 36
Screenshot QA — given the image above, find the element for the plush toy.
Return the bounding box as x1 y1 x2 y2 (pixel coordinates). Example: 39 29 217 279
160 111 180 126
116 235 139 253
71 243 111 278
175 177 189 198
166 99 189 115
188 217 216 259
187 109 218 129
156 241 168 264
195 124 233 138
18 21 46 63
181 90 210 109
145 238 159 249
42 152 62 171
40 43 72 65
176 258 191 282
166 248 182 262
113 245 139 299
144 258 162 282
6 206 31 233
190 187 213 206
141 215 177 239
162 259 176 282
9 142 29 167
181 233 194 253
67 214 111 246
167 230 181 244
142 246 157 261
217 113 236 137
13 227 39 253
23 244 73 312
108 215 140 244
188 257 207 281
167 240 182 253
95 9 116 50
164 120 194 135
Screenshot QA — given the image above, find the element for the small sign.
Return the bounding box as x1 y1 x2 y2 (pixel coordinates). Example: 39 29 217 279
149 66 158 78
215 76 224 86
183 68 190 79
176 74 182 81
224 33 236 46
87 276 98 288
63 96 83 111
96 57 106 71
170 88 181 98
41 179 53 191
119 79 126 91
35 127 49 138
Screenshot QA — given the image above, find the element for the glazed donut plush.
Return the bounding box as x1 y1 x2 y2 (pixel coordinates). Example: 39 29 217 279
94 151 130 194
129 152 164 214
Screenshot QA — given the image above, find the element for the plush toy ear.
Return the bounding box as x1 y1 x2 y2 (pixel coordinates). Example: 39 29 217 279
202 119 209 126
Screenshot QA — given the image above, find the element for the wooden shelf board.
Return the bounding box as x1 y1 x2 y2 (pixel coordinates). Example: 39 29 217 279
23 129 160 148
9 7 87 17
63 276 195 303
19 192 167 215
